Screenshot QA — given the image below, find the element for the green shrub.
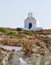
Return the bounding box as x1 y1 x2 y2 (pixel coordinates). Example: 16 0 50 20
16 28 22 31
23 30 35 35
6 31 16 36
0 28 9 33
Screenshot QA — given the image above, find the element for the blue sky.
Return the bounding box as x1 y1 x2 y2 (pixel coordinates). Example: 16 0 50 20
0 0 51 29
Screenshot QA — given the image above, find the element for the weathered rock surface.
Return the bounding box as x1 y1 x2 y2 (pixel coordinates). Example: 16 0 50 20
0 28 51 65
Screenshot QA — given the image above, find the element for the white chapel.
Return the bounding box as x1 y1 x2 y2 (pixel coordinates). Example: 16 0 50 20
24 13 42 31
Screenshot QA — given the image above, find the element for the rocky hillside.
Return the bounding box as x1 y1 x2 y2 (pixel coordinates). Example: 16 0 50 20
0 28 51 53
0 27 51 65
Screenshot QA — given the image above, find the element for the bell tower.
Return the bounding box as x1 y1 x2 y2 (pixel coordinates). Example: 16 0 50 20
28 13 33 17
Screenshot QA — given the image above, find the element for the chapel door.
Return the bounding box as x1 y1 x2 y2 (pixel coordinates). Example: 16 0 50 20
29 23 32 29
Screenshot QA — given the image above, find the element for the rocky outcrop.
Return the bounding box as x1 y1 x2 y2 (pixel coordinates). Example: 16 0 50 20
0 28 51 65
